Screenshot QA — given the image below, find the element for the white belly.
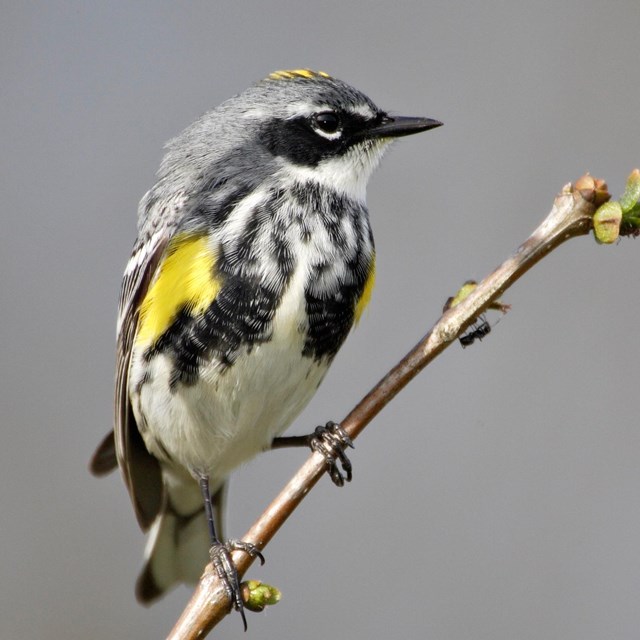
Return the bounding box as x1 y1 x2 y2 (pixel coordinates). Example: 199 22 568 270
131 260 330 484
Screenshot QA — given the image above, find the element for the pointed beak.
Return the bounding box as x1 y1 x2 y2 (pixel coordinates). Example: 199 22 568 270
365 115 443 139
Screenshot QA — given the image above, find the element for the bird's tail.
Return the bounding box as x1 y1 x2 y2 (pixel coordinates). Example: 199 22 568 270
135 480 227 603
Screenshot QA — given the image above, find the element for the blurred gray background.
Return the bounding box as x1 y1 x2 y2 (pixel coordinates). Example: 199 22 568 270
2 1 640 638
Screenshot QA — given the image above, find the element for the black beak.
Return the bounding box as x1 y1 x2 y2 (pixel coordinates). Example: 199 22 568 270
365 115 443 139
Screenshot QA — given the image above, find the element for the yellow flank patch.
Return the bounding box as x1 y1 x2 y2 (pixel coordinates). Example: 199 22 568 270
268 69 331 81
354 257 376 324
136 233 221 347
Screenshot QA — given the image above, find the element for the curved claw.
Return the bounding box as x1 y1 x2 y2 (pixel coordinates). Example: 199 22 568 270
210 540 265 631
309 421 354 487
228 539 266 566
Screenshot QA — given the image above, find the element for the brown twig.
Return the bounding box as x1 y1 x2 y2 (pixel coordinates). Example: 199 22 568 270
167 176 608 639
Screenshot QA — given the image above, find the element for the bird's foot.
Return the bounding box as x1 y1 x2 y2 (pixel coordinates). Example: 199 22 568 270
209 539 265 631
309 421 354 487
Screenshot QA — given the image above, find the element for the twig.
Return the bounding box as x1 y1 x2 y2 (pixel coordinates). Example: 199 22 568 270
167 175 608 639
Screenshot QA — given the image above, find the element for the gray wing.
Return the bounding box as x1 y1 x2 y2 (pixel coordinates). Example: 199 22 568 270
90 228 170 531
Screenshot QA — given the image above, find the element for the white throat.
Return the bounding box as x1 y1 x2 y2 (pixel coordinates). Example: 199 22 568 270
276 138 391 203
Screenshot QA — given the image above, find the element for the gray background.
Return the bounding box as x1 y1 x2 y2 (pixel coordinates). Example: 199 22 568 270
2 1 640 638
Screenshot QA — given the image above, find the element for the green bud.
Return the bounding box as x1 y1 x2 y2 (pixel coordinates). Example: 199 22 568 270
593 201 623 244
443 280 478 312
620 169 640 214
241 580 282 612
443 280 510 314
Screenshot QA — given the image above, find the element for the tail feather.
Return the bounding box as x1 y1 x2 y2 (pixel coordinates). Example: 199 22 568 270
135 478 229 603
136 503 210 604
89 431 117 476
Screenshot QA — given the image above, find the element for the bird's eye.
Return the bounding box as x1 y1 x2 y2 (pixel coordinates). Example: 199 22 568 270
313 111 341 135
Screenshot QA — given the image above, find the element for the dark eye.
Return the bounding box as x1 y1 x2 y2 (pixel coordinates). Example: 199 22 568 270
313 111 341 134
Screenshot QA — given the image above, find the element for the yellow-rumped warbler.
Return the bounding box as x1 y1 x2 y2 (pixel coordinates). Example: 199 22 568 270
90 69 441 623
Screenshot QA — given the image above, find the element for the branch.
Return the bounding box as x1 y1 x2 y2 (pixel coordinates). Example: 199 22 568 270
167 174 617 639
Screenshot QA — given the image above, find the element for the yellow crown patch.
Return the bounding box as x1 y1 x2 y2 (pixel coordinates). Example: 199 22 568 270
267 69 331 81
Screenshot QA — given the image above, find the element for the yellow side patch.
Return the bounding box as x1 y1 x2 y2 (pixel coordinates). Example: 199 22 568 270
136 233 221 347
268 69 331 81
354 257 376 324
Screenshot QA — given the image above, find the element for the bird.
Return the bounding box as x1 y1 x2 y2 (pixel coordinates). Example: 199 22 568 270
90 68 441 625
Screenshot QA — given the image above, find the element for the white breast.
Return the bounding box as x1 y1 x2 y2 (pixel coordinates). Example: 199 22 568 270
135 254 329 484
